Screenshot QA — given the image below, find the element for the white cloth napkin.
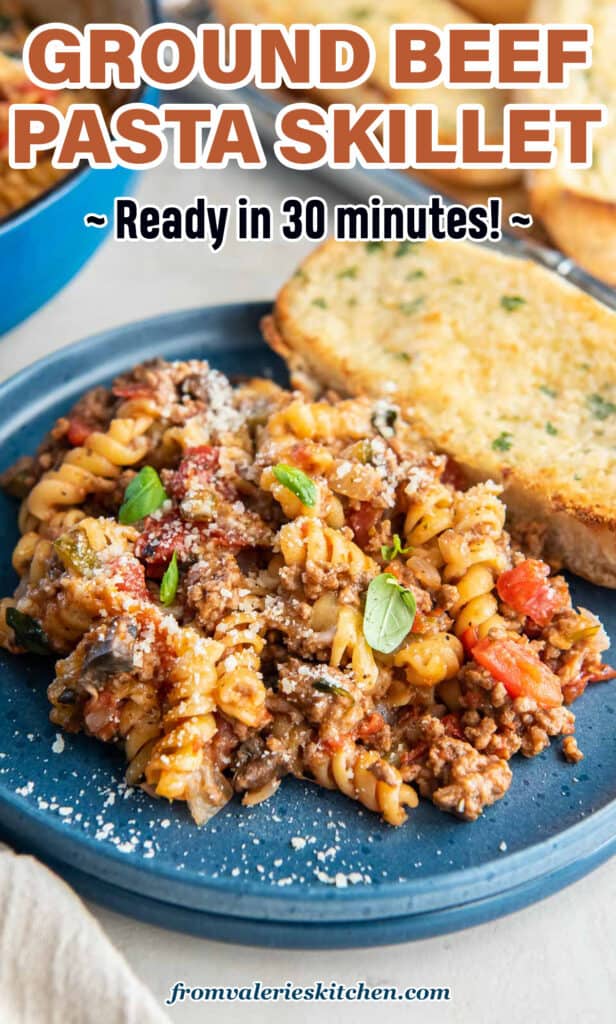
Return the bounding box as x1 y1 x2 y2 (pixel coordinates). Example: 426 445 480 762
0 844 171 1024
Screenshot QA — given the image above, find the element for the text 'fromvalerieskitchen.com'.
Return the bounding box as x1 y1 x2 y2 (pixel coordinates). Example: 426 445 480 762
165 980 452 1005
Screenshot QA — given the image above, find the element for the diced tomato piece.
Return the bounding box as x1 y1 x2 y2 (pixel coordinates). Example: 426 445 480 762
460 625 479 655
135 511 252 578
347 502 382 549
497 559 566 627
135 514 191 578
66 417 93 446
356 712 385 740
107 556 149 599
473 636 563 709
288 442 325 474
168 446 222 501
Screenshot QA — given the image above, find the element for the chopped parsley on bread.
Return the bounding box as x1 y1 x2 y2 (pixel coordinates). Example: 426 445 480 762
264 239 616 587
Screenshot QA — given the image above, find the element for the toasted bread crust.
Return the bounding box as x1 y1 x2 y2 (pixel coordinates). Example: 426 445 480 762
521 1 616 285
528 172 616 286
267 239 616 586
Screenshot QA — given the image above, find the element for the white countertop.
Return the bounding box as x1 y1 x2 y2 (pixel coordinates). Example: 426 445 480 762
3 156 614 1024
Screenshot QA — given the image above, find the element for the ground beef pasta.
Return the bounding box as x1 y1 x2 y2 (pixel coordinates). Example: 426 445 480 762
0 51 70 219
0 3 104 220
0 358 613 826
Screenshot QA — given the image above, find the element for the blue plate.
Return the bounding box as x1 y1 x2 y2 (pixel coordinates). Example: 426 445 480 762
0 305 615 946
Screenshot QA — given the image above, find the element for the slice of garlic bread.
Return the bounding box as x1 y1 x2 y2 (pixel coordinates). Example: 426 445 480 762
212 0 519 188
521 0 616 285
265 239 616 586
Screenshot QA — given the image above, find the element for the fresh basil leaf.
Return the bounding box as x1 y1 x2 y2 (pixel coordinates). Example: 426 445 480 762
160 551 179 606
119 466 167 524
381 534 411 562
6 608 50 655
272 464 317 508
313 679 354 701
362 573 416 654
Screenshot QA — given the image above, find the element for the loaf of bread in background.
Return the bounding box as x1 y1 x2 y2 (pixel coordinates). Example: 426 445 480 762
412 170 546 240
265 238 616 587
455 0 530 19
521 0 616 285
212 0 519 188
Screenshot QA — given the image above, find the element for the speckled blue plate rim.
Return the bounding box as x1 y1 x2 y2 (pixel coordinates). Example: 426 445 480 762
4 820 615 948
0 304 615 927
1 770 613 925
1 765 615 922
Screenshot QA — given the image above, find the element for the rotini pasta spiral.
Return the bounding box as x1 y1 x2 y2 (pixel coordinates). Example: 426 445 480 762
279 518 376 577
115 396 161 421
214 609 267 728
306 740 418 826
404 480 455 549
26 415 153 521
17 499 38 536
438 486 511 639
12 532 53 582
43 508 88 537
12 510 128 583
452 482 506 538
71 516 138 555
393 633 464 687
121 704 163 789
449 562 508 639
261 467 344 527
145 632 223 801
266 399 372 442
331 605 379 691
